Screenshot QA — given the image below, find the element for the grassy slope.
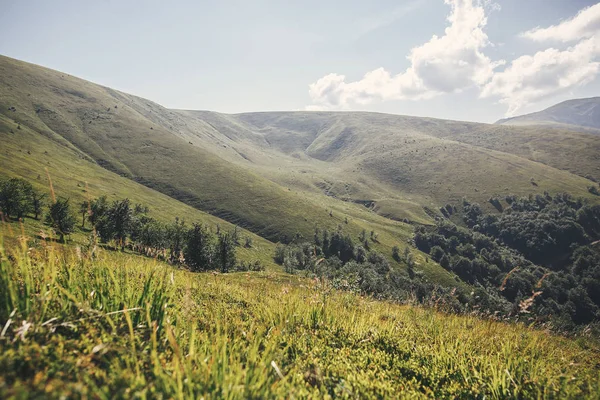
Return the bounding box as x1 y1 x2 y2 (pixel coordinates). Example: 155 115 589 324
0 56 416 240
0 55 452 286
0 55 321 242
229 112 600 215
1 239 599 398
424 123 600 183
0 113 277 268
2 54 599 287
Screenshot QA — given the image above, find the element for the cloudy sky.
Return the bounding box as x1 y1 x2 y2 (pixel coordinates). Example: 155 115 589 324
1 0 599 122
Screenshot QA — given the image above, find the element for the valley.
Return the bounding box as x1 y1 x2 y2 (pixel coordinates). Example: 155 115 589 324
1 54 600 398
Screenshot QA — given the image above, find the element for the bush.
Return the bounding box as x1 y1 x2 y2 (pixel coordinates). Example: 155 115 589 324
392 246 401 262
0 178 39 219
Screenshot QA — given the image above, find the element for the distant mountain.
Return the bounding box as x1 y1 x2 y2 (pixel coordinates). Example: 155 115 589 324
496 97 600 133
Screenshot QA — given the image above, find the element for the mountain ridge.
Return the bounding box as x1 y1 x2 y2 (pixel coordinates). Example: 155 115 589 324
2 54 599 260
496 96 600 133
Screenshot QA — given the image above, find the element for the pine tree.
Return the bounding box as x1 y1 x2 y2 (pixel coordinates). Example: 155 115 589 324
217 232 236 273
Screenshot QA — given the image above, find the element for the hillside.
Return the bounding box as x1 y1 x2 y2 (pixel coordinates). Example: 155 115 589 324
1 240 599 398
214 111 600 211
497 97 600 133
2 54 600 288
0 55 417 238
3 55 599 226
0 111 277 268
2 55 600 399
0 55 451 286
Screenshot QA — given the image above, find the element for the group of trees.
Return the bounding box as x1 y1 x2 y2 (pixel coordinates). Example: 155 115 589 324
0 177 75 241
279 192 600 330
275 227 464 311
416 192 600 328
0 178 45 220
0 177 261 273
81 196 259 272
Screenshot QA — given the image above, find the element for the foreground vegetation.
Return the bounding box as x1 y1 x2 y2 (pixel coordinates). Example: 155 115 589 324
1 231 600 398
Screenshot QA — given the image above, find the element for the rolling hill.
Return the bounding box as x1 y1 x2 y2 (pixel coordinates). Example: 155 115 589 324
2 55 600 398
496 97 600 133
2 54 600 287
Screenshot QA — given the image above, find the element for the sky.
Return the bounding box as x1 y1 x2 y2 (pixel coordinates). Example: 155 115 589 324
1 0 600 122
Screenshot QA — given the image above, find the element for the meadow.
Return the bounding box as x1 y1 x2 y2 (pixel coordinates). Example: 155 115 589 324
1 228 599 399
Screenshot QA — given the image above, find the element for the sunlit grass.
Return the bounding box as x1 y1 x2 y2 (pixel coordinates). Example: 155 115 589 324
1 230 598 399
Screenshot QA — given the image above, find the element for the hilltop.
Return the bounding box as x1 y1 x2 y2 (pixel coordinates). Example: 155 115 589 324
496 97 600 133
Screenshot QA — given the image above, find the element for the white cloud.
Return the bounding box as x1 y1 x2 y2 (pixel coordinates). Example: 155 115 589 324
482 4 600 116
481 37 600 116
307 0 503 110
521 3 600 43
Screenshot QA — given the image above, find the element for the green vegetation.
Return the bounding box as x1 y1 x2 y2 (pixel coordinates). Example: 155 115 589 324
1 236 599 398
44 198 76 242
0 177 44 220
276 227 468 312
416 193 600 330
2 55 600 397
0 180 257 273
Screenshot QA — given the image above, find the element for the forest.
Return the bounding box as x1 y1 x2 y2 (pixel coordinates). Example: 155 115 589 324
278 192 600 331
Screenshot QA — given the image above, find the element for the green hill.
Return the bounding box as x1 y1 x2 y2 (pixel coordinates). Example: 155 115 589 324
0 111 277 268
2 54 600 398
1 53 599 288
497 97 600 132
0 55 447 285
0 55 421 241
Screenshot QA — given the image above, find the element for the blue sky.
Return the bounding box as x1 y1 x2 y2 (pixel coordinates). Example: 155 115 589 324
1 0 599 122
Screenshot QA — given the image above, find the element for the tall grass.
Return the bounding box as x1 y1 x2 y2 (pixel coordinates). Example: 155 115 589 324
0 232 599 398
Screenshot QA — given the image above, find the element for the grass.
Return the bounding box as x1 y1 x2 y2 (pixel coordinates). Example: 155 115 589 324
0 113 277 269
228 111 600 213
1 230 599 398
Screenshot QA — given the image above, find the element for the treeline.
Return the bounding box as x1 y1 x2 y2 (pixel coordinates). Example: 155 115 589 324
275 228 466 311
0 177 262 273
416 192 600 329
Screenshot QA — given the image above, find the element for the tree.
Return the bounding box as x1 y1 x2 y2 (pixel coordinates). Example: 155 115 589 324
79 201 89 228
217 231 236 273
184 223 214 272
111 199 133 248
392 246 401 262
0 178 33 219
137 219 167 249
358 229 367 243
94 198 133 249
89 196 109 226
167 217 187 262
29 189 45 220
45 198 76 242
